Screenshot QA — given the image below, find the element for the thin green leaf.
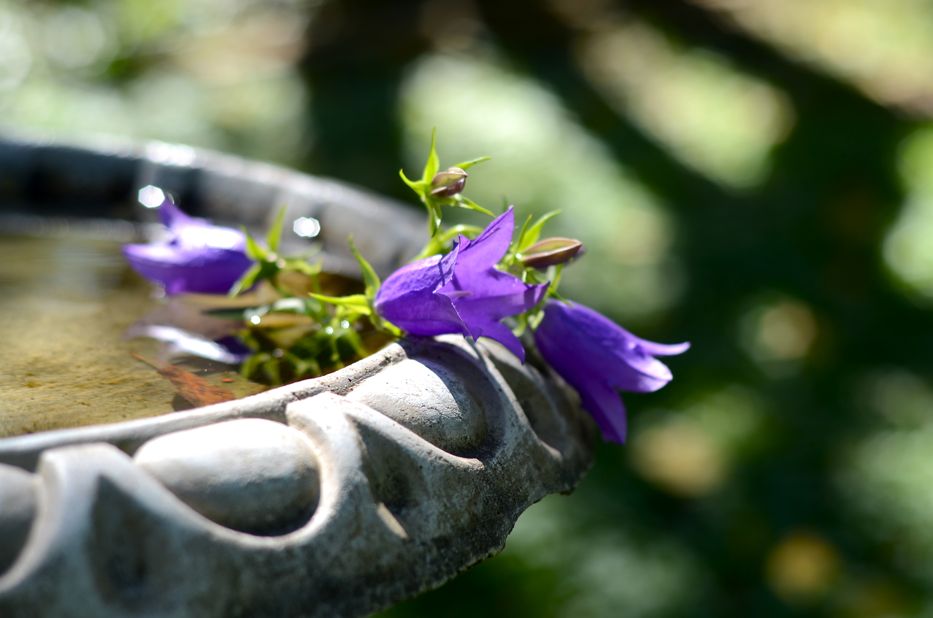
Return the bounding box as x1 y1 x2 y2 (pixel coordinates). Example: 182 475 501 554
549 263 566 295
528 309 546 331
348 238 381 300
349 238 382 296
413 223 482 260
421 128 440 184
513 312 528 337
283 258 321 277
242 227 268 261
261 358 282 385
296 355 321 378
514 214 534 253
427 203 443 237
334 305 371 322
266 206 288 253
373 315 402 337
399 168 424 194
518 210 561 252
228 263 262 297
455 196 494 217
308 293 371 315
452 155 491 170
241 352 271 379
340 328 366 356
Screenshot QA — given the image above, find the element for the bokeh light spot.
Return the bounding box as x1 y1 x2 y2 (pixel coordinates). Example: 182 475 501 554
631 418 725 497
766 532 841 604
578 18 794 189
884 126 933 302
740 296 818 372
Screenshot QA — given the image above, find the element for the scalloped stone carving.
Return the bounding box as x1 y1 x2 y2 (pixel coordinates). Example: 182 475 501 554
134 419 320 535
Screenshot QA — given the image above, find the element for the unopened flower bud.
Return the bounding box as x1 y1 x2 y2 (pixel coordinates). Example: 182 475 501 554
430 167 468 197
520 237 584 269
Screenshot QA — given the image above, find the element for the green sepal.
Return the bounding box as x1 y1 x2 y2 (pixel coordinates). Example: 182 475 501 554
348 238 381 303
283 258 321 277
413 223 483 260
452 155 491 170
421 128 440 184
451 195 494 217
266 206 288 253
240 352 270 379
427 203 442 236
242 227 268 261
308 293 371 315
373 315 403 337
228 262 263 297
517 210 561 253
399 168 425 195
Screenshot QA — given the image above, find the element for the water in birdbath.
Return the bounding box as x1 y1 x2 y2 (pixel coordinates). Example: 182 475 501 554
0 230 265 438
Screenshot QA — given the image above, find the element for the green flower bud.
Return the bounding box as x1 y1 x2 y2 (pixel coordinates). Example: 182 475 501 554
520 237 584 269
430 166 468 197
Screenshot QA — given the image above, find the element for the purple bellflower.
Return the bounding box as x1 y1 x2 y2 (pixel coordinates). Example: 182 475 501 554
534 300 689 443
123 189 252 295
375 207 547 361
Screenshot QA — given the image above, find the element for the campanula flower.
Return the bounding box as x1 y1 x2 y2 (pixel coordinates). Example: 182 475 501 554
534 300 689 443
123 189 252 295
375 207 547 361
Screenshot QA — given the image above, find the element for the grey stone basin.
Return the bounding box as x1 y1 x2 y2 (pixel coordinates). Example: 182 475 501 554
0 136 596 617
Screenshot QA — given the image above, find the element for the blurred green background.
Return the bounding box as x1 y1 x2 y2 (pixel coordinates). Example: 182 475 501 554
6 0 933 615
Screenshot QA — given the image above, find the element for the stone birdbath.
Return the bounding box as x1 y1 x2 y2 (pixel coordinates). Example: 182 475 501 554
0 136 596 617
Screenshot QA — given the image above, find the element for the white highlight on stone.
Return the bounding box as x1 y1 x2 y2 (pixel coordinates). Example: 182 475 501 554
138 184 165 209
293 216 321 238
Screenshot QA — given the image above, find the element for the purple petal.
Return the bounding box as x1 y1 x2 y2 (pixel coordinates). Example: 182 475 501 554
610 353 674 393
374 251 465 336
577 376 628 443
541 301 687 389
439 269 546 321
472 320 526 362
631 337 691 356
376 253 451 306
455 207 515 272
158 195 195 229
126 195 252 295
123 243 251 295
374 207 543 362
534 300 688 442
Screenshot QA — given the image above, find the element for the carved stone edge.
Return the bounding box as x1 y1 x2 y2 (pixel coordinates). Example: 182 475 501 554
0 336 596 617
0 132 425 277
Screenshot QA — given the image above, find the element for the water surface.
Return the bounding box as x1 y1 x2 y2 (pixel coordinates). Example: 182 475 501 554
0 231 261 438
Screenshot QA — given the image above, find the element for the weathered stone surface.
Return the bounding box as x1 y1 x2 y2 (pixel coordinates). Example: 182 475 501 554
0 465 36 574
135 419 320 534
345 355 490 455
0 337 595 618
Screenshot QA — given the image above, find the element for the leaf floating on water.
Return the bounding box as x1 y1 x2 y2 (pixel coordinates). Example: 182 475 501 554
131 353 236 407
